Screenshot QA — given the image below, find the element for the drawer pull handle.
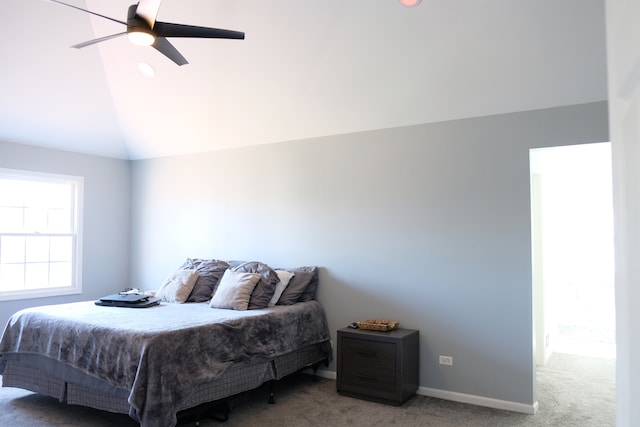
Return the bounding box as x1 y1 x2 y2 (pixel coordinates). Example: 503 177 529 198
357 374 377 382
358 350 377 357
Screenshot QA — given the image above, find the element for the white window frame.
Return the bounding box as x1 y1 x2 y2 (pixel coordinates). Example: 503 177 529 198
0 168 83 301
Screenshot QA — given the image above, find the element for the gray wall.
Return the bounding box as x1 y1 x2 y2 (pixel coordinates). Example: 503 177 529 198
0 140 131 328
130 101 609 406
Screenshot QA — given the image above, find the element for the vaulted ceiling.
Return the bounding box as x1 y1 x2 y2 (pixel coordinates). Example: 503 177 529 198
0 0 607 160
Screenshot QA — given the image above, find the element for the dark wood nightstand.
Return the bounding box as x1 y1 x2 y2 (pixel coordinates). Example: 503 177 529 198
336 327 419 405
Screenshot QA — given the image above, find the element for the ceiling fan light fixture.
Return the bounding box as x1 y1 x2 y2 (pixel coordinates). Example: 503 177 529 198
128 30 155 46
399 0 422 7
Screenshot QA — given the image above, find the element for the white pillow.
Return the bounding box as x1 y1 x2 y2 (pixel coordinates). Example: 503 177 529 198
156 269 199 303
209 269 261 310
268 270 295 307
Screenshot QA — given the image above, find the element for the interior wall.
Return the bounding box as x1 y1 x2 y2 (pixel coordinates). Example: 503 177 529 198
606 0 640 423
130 101 608 409
0 140 131 329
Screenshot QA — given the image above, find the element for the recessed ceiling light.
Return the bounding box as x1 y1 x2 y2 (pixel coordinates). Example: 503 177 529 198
138 62 156 77
399 0 422 7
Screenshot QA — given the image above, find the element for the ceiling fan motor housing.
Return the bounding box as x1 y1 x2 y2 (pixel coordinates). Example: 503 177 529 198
127 4 153 36
126 4 155 46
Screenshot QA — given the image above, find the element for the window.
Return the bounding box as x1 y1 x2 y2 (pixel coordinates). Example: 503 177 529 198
0 169 83 300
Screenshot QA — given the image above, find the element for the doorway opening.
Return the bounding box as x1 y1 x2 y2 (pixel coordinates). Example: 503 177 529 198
531 142 615 365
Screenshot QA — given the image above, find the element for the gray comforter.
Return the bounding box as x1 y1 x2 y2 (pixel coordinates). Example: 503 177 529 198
0 300 331 427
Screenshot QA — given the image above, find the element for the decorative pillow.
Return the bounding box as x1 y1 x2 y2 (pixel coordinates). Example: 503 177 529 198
268 270 295 307
156 269 199 303
276 266 319 305
209 269 261 311
231 261 279 309
179 258 230 302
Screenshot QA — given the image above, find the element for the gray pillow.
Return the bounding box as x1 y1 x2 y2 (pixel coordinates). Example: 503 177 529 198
179 258 230 302
296 266 319 302
276 266 318 305
231 261 279 309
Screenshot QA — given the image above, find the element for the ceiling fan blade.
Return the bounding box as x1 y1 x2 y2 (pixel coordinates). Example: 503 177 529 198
72 32 127 49
48 0 126 26
152 37 188 66
135 0 163 29
154 22 245 39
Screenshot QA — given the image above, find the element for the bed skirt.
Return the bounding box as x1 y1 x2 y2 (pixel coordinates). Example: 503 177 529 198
1 340 330 417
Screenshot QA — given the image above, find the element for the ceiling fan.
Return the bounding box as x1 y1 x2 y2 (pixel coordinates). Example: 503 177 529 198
49 0 245 66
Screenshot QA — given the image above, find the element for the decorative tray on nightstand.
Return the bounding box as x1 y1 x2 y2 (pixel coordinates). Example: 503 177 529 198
356 319 399 331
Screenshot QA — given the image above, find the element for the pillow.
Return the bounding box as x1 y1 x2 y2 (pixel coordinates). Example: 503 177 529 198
156 269 199 303
231 261 279 309
226 260 246 268
276 266 319 305
209 269 261 311
268 270 295 307
295 266 319 302
179 258 230 302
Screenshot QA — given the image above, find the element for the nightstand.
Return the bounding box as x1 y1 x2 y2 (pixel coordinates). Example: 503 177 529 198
336 327 419 405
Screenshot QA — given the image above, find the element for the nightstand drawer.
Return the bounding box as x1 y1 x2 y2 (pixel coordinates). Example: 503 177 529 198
340 367 396 394
341 337 395 369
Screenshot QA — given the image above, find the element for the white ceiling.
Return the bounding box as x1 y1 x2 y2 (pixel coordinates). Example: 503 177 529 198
0 0 608 160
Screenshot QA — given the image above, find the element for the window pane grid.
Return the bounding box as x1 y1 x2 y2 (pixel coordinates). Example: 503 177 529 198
0 169 82 300
0 234 76 291
0 182 73 234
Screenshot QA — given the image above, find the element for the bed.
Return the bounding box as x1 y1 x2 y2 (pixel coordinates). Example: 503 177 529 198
0 260 332 427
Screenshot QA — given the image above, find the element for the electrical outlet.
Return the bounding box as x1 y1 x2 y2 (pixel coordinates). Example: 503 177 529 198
439 355 453 366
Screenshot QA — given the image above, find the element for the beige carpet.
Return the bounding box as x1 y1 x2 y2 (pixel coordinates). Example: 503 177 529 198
0 352 615 426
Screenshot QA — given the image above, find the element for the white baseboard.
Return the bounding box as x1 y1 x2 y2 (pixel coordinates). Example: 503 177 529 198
316 368 336 380
417 387 538 414
313 369 538 415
